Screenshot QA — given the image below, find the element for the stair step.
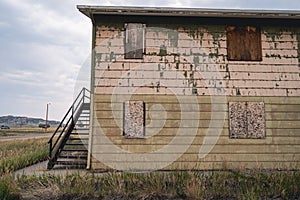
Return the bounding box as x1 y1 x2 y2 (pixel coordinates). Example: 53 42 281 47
68 137 89 140
74 124 90 131
59 151 87 156
74 127 89 130
71 132 89 135
66 142 88 146
82 105 90 110
74 129 89 132
62 149 88 152
65 144 88 147
65 143 86 146
72 130 89 133
55 160 87 166
58 155 88 159
63 147 87 151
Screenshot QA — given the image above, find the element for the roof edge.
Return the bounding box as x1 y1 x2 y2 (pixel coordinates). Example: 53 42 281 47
77 5 300 20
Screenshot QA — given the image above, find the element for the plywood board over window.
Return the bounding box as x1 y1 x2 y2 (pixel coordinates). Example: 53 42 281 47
124 23 145 59
227 26 262 61
123 101 145 138
229 101 265 139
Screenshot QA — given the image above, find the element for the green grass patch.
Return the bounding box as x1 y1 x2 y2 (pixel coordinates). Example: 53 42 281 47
0 138 49 176
0 138 49 199
0 175 20 200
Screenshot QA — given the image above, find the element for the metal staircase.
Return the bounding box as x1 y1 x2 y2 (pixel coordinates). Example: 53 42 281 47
47 88 90 169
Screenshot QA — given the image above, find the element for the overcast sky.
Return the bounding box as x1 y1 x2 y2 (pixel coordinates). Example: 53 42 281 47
0 0 299 120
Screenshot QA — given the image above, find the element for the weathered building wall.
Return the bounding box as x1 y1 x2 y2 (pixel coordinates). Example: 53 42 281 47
91 22 300 170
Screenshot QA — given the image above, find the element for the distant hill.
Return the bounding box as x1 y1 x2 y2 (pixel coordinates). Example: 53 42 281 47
0 115 60 127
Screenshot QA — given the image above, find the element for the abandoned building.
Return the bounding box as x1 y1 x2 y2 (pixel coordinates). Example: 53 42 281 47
48 6 300 171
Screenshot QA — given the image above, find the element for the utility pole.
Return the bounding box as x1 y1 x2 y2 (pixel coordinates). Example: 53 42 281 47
45 103 51 132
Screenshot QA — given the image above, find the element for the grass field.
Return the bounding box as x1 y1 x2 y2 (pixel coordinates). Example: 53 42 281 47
0 138 49 175
0 137 50 199
1 138 300 200
1 170 299 200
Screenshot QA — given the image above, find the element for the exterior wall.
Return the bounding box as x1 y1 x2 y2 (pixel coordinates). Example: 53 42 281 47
92 95 300 170
90 21 300 170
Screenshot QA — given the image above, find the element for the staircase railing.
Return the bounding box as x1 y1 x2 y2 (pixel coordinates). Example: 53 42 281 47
48 87 90 166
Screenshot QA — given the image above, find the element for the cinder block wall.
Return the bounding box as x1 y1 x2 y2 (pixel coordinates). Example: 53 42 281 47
91 22 300 170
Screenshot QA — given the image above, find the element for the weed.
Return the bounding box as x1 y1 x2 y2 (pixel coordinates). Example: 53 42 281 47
1 170 300 199
0 138 49 175
0 175 20 200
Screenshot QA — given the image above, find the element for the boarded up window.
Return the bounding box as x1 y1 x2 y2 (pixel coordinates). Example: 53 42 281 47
125 23 145 59
229 102 265 139
123 101 145 138
227 26 262 61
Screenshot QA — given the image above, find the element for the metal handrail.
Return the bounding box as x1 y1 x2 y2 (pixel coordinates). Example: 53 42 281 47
48 87 90 158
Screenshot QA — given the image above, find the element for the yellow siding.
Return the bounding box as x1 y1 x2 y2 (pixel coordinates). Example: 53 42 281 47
91 95 300 170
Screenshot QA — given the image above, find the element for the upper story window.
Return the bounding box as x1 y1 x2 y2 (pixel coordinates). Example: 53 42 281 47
124 23 145 59
226 26 262 61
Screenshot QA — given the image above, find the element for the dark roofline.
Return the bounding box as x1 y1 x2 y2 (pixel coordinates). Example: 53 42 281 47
77 5 300 20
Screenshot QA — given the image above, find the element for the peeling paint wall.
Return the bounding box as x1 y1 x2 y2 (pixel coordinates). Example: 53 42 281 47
94 25 300 96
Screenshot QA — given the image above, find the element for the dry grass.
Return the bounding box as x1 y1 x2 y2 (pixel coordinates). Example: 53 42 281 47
0 138 49 176
10 170 300 200
0 127 57 134
0 138 49 199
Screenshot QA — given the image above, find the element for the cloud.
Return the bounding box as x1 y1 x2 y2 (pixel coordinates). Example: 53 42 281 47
0 0 299 120
0 0 92 119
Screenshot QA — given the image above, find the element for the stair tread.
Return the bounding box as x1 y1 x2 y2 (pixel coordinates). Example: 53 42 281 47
57 157 87 162
71 130 89 132
55 161 87 165
74 127 89 130
62 149 88 152
63 148 87 152
68 138 89 140
59 155 87 159
71 133 89 135
65 142 86 144
65 142 88 145
64 146 88 148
